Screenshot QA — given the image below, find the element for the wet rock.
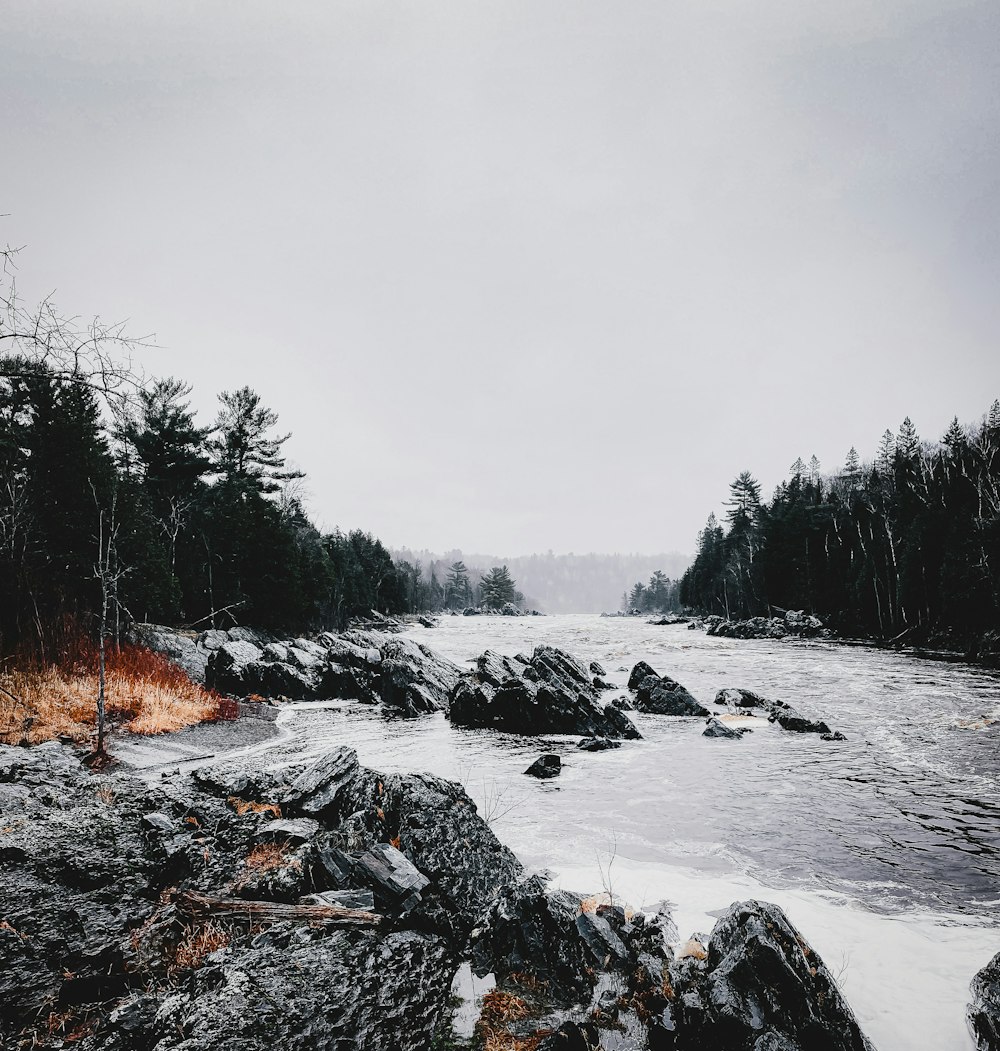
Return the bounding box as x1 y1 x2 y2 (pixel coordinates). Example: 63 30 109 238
537 1021 603 1049
152 928 454 1051
354 842 430 912
635 673 709 717
767 699 832 735
471 876 595 1001
821 731 848 742
670 900 875 1051
969 950 1000 1050
282 747 363 820
715 687 769 709
628 660 660 690
525 754 562 779
589 661 606 676
258 817 320 842
703 717 745 739
450 645 641 740
576 737 621 751
576 909 629 968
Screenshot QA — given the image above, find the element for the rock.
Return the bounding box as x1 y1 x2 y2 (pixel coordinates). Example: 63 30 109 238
589 661 606 676
628 661 660 690
576 737 622 751
969 951 1000 1050
767 699 832 735
449 645 641 740
576 909 629 968
821 731 848 742
703 717 744 739
257 817 320 842
525 754 562 779
670 900 875 1051
471 876 595 1001
634 673 709 717
537 1021 603 1049
128 623 208 683
205 639 264 694
715 687 769 709
282 747 363 819
354 842 431 912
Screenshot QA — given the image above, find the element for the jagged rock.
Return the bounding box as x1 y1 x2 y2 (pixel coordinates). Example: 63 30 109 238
525 754 562 778
634 672 709 717
670 900 875 1051
969 950 1000 1050
354 842 430 912
821 731 848 742
589 661 606 676
282 747 363 819
577 737 621 751
450 646 641 739
628 661 660 690
471 876 595 1001
576 909 629 968
767 699 831 735
257 817 320 842
128 623 208 683
151 928 454 1051
703 717 744 739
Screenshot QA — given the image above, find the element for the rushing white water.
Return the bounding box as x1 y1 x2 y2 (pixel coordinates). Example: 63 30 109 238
280 614 1000 1051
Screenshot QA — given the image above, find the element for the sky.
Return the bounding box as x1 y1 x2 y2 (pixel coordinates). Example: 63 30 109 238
3 1 999 557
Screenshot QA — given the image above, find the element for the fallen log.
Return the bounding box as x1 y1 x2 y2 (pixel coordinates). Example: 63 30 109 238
170 889 382 927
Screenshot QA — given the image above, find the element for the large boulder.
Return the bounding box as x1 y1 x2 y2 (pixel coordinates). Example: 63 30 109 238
450 645 641 739
629 663 708 716
969 951 1000 1050
670 900 875 1051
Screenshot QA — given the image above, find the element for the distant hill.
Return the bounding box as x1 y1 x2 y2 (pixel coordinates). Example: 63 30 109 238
391 549 692 613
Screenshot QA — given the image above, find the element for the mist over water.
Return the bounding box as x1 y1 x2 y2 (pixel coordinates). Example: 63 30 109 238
280 615 1000 1051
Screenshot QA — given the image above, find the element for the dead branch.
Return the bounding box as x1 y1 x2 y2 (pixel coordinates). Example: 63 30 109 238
169 889 382 928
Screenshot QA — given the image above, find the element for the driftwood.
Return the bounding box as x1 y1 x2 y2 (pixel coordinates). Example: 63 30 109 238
170 889 382 928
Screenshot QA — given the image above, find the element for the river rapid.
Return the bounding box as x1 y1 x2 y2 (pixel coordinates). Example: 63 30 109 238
278 614 1000 1051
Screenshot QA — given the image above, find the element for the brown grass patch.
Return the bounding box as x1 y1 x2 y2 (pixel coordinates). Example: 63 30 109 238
0 643 222 745
228 796 282 819
168 921 231 974
233 842 301 888
676 937 708 961
475 991 552 1051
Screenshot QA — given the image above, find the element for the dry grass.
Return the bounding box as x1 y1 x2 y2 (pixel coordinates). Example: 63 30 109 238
228 796 282 819
675 937 708 961
168 921 231 974
0 643 221 745
475 991 552 1051
579 893 635 921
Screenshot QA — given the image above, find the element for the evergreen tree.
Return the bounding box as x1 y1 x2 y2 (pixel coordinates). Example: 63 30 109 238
211 387 302 494
480 565 521 609
445 560 472 609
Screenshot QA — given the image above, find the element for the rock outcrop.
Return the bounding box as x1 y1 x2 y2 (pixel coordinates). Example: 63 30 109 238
714 687 840 737
669 900 876 1051
198 628 463 715
628 662 709 716
705 610 829 641
449 646 641 739
969 951 1000 1050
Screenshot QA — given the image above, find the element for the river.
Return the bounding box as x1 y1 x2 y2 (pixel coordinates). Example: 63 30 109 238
277 614 1000 1051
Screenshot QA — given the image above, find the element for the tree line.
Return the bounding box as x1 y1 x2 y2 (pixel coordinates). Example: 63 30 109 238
0 362 430 656
620 570 682 613
679 405 1000 641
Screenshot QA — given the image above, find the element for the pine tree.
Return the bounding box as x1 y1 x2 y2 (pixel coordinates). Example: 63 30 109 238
211 387 302 494
790 457 806 480
480 565 521 610
445 561 471 609
809 455 821 483
844 447 861 483
942 417 966 454
896 417 919 462
876 430 895 475
726 471 761 525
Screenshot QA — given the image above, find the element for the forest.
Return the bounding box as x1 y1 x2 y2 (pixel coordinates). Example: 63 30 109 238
679 408 1000 644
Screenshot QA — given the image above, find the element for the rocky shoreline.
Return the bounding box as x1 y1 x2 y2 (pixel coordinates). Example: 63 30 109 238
2 625 997 1049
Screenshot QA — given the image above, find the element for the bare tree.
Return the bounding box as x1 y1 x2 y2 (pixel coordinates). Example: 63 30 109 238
88 487 129 765
1 239 149 412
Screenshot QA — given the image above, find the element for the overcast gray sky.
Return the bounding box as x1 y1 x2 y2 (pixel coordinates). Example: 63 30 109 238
3 1 998 556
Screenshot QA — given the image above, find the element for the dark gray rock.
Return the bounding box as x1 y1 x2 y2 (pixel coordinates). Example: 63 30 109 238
715 687 769 709
450 645 641 739
301 889 376 910
767 699 832 735
969 950 1000 1050
628 661 660 690
635 673 709 717
282 747 363 820
589 661 606 676
576 737 622 751
525 754 562 778
703 717 745 739
821 731 848 742
537 1021 603 1049
670 900 875 1051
